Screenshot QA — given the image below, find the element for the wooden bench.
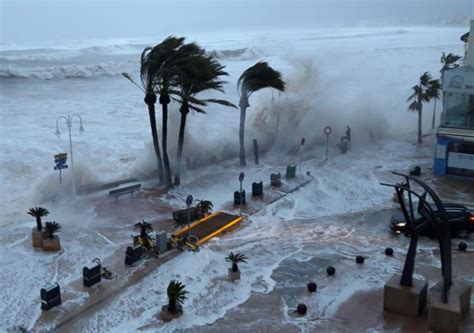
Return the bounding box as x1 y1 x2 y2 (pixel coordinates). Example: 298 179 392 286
109 184 141 200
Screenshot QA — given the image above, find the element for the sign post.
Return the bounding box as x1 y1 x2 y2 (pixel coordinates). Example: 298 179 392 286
324 127 332 161
299 137 305 175
54 153 68 185
186 194 193 237
239 172 245 216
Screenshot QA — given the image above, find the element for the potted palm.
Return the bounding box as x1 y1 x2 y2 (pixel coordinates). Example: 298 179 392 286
43 221 61 251
27 207 49 248
226 252 247 281
161 280 188 321
196 200 213 217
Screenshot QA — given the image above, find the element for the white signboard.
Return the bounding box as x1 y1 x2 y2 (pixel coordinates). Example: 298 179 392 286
447 152 474 170
436 144 447 159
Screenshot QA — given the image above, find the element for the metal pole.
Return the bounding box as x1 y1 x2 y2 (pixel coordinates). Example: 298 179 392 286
59 169 62 185
325 134 329 161
239 180 242 216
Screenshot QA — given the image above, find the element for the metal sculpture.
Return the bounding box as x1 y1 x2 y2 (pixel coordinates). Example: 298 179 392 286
381 172 452 303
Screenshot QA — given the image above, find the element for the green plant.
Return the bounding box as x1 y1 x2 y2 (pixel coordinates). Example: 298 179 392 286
27 207 49 231
407 72 438 144
237 61 285 166
134 220 153 238
44 221 61 239
196 200 214 215
167 280 188 313
226 252 248 272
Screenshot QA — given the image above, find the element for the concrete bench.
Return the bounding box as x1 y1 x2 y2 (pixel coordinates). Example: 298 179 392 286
109 184 141 200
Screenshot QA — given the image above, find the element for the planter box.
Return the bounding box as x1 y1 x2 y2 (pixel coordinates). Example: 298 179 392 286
228 268 241 281
43 236 61 251
32 228 45 248
161 304 183 322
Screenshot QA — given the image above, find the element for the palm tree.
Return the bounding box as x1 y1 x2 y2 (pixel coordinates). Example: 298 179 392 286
122 48 168 185
44 221 61 239
27 207 49 231
173 47 237 185
237 61 285 166
196 199 213 216
166 280 188 314
134 220 153 238
408 72 435 144
428 79 441 129
226 252 248 272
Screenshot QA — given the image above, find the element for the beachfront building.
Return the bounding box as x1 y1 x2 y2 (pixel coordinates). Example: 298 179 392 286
434 20 474 179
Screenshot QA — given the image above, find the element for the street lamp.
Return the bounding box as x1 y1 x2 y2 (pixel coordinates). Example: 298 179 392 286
55 114 84 196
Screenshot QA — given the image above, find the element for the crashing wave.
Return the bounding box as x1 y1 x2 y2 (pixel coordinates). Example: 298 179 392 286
0 60 137 80
208 47 262 60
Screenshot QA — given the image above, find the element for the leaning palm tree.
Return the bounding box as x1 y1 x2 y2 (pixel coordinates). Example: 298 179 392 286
27 207 49 231
122 46 169 185
166 280 188 314
44 221 61 239
226 252 248 272
173 46 237 185
134 220 153 238
428 79 441 129
407 72 434 144
147 37 193 188
237 61 285 166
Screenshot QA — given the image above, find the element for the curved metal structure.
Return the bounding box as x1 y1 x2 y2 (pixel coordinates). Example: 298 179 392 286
381 172 452 303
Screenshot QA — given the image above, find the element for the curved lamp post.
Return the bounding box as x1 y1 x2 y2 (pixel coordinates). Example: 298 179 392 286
55 114 84 196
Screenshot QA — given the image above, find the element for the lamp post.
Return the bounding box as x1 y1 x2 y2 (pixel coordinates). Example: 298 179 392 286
55 114 84 196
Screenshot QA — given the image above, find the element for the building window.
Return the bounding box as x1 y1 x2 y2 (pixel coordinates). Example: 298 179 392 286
442 93 474 129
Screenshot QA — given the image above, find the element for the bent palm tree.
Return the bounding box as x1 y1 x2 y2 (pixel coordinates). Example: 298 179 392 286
44 221 61 239
27 207 49 231
167 280 188 313
226 252 248 272
237 61 285 166
428 79 441 129
122 50 167 185
408 72 434 144
173 46 236 185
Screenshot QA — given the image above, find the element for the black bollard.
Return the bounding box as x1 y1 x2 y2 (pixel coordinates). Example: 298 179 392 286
385 247 394 256
40 282 61 310
270 172 282 187
83 263 102 287
307 282 317 293
234 190 246 205
296 303 307 315
327 266 336 275
356 256 365 264
458 242 467 252
252 181 263 197
125 245 144 265
409 166 421 176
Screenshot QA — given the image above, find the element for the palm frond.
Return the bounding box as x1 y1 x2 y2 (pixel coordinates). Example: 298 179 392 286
237 61 285 98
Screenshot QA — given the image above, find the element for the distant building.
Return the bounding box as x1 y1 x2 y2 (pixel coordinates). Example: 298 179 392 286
433 20 474 178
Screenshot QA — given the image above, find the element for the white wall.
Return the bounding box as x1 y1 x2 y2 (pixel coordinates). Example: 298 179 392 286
467 20 474 67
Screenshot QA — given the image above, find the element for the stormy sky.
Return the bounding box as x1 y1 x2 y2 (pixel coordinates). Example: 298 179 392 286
1 0 473 44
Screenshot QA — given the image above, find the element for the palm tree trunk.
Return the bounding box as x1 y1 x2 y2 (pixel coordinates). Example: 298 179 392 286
145 93 165 185
431 98 437 130
418 105 423 144
36 216 42 231
168 299 176 313
239 105 247 166
174 104 188 185
160 92 173 188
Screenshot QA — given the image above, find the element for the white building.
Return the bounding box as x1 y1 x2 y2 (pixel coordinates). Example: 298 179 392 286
434 20 474 178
